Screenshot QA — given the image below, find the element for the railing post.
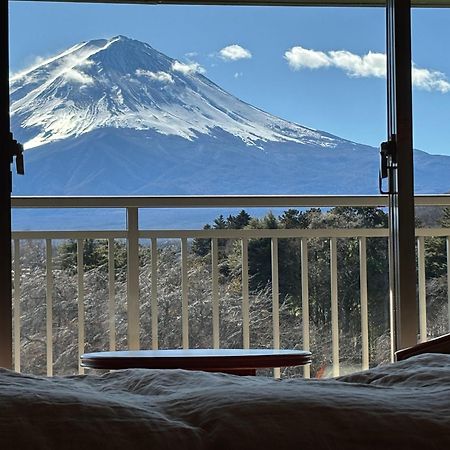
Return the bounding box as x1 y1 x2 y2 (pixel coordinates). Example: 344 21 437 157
77 239 85 375
300 238 310 378
181 237 189 349
388 241 395 362
151 238 158 350
359 237 369 371
417 236 427 342
212 238 220 349
330 238 339 377
13 240 21 372
108 238 116 351
447 236 450 331
127 207 140 351
241 238 250 349
46 239 53 376
271 237 280 379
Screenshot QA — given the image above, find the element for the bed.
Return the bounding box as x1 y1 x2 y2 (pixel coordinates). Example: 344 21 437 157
1 346 449 449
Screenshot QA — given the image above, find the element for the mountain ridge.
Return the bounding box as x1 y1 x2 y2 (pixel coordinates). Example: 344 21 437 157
11 35 347 151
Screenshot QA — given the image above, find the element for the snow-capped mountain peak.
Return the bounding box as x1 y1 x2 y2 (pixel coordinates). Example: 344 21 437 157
11 35 340 150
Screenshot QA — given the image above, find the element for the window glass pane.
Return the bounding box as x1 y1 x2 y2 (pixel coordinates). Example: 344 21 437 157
10 3 390 377
412 7 450 339
10 4 385 200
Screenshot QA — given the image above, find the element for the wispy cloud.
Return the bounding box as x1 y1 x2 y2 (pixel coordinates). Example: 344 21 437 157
10 45 99 88
136 69 174 83
10 56 47 80
284 45 450 93
172 60 206 75
219 44 252 61
64 68 94 85
412 66 450 93
234 72 243 79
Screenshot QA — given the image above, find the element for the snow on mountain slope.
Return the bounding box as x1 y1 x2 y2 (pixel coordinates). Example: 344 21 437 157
10 35 345 150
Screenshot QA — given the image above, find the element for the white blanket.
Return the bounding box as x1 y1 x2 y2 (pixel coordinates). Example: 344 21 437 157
0 354 449 450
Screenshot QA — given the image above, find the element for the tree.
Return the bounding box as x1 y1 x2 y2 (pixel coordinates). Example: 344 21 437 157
58 239 126 274
192 224 212 257
441 207 450 227
213 215 227 230
227 210 251 229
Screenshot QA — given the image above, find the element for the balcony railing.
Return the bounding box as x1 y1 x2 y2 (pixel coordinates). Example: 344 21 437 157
10 195 450 378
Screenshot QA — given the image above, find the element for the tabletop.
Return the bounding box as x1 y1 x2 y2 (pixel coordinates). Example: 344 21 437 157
81 348 312 375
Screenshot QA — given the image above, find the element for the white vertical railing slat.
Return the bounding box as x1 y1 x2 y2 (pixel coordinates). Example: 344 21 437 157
242 238 250 349
300 238 310 378
46 239 53 376
359 237 369 371
127 208 140 350
271 238 280 379
387 242 395 363
417 236 427 342
330 238 339 377
13 239 21 372
181 238 189 349
108 238 116 351
212 238 220 349
77 239 85 375
447 236 450 331
151 238 159 350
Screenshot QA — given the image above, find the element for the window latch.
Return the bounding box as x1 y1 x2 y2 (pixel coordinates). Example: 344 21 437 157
9 132 25 175
379 137 396 195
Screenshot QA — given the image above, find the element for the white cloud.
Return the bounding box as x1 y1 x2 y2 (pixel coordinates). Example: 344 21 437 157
219 44 252 61
10 56 47 80
285 45 450 93
284 47 331 70
11 49 97 87
412 66 450 93
328 50 386 78
63 68 94 85
135 69 174 83
172 60 206 75
234 72 243 79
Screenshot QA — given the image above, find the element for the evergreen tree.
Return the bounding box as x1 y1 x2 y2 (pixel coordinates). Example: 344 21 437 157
227 210 251 229
58 238 126 273
213 215 227 229
192 224 212 257
441 207 450 227
279 209 301 229
263 211 278 229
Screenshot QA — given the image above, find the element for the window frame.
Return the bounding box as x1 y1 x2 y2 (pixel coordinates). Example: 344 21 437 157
1 0 437 368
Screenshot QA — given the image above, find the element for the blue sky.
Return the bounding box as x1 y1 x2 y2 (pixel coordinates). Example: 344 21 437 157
9 2 450 155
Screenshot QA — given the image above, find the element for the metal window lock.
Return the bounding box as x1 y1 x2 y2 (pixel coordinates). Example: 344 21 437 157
9 132 24 175
379 138 396 195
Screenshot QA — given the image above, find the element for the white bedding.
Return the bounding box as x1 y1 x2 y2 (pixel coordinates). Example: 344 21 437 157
0 354 449 450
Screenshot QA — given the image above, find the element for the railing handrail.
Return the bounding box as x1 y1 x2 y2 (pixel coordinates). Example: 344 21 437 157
11 194 389 208
10 194 450 209
11 227 450 240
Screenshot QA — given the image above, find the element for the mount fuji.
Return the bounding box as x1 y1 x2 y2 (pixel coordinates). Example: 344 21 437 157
9 35 450 207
